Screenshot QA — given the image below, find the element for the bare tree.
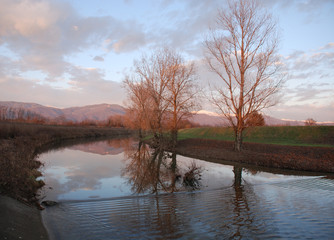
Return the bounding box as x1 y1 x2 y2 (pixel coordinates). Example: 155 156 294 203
165 52 199 150
134 48 172 143
205 0 283 151
123 78 152 138
124 48 200 147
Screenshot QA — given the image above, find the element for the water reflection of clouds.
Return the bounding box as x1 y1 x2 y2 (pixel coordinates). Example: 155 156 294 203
40 146 130 201
39 139 315 202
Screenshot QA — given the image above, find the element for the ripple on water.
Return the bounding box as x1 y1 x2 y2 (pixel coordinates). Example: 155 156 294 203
42 177 334 239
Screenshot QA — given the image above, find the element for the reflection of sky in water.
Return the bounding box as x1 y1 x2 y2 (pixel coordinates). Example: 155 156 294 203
39 147 129 201
55 177 129 200
39 140 316 202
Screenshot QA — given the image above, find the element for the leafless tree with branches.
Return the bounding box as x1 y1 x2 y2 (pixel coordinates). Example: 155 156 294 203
205 0 284 151
124 48 200 148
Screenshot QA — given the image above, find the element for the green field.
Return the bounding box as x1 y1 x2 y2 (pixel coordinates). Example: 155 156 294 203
178 126 334 147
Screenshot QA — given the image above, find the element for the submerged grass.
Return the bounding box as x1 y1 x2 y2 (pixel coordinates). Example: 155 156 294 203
178 126 334 147
0 121 132 206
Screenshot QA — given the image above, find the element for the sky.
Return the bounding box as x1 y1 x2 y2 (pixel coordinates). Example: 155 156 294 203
0 0 333 122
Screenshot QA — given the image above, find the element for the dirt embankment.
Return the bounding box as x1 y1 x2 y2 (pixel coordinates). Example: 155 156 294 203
0 123 133 206
176 139 334 173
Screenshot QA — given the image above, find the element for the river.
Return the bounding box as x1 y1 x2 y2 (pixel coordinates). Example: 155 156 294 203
38 138 334 239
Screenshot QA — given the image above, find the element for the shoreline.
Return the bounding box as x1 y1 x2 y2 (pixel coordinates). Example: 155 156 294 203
176 138 334 173
0 195 48 240
0 124 134 240
0 123 133 205
1 132 333 239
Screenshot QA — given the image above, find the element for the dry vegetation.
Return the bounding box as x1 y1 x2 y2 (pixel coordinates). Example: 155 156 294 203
0 121 132 206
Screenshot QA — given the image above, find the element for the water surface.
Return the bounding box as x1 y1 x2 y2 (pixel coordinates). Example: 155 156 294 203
39 139 334 239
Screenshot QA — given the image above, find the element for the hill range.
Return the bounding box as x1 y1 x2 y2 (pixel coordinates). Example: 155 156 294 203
0 101 333 126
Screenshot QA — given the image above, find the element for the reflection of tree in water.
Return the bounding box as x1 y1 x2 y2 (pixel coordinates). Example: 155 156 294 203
119 142 277 238
122 141 202 195
151 196 182 237
228 166 260 238
121 141 203 238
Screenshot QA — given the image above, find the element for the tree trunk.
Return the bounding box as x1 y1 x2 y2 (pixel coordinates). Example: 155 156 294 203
234 128 243 152
138 128 143 139
233 166 242 188
171 129 178 150
170 151 177 170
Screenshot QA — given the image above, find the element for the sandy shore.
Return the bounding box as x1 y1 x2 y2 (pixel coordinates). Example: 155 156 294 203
0 195 48 240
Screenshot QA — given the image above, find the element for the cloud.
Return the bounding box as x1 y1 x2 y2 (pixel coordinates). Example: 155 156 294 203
0 0 76 77
278 45 334 119
286 84 333 102
0 0 150 79
0 69 126 108
282 44 334 83
0 0 144 107
153 0 221 55
108 24 147 53
319 42 334 50
268 102 334 122
261 0 334 21
93 56 104 62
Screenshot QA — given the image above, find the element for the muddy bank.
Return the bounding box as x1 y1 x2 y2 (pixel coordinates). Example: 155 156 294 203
176 139 334 173
0 195 48 240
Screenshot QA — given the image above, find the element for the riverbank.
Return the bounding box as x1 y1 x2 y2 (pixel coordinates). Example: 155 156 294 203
0 122 133 204
176 138 334 173
0 122 134 239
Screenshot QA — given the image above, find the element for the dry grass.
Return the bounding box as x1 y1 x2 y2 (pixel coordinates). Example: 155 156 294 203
0 122 132 206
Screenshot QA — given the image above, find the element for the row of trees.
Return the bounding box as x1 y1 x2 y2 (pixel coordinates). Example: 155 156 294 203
0 106 46 124
124 0 283 151
0 106 127 127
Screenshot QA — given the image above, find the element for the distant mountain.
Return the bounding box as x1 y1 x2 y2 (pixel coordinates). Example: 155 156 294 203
61 104 125 122
0 101 125 122
190 110 229 126
0 101 63 119
1 101 332 126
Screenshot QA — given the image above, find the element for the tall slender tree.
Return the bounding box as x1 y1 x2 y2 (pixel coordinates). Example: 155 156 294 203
165 53 199 150
205 0 283 151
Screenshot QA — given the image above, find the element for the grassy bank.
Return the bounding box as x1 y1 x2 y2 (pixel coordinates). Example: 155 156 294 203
0 122 133 206
178 126 334 147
